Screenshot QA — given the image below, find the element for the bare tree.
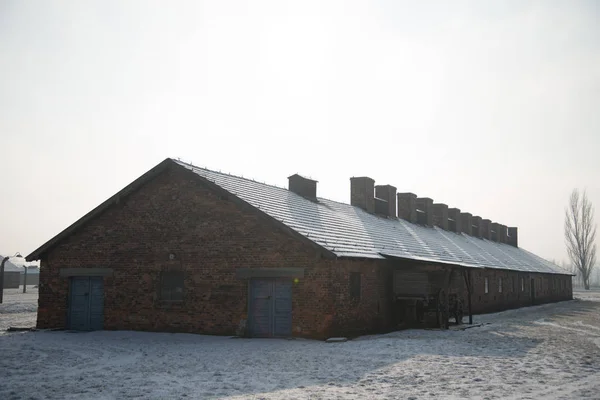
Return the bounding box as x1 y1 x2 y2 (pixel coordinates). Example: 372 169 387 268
564 189 597 290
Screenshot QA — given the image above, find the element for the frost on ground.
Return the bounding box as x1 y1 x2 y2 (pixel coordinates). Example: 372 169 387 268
1 290 600 399
0 286 38 331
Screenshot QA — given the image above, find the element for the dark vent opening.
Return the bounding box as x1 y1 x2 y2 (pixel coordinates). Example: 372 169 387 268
448 219 457 232
374 197 389 216
416 209 427 225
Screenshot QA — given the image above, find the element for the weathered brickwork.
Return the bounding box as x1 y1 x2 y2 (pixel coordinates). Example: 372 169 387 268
38 165 396 339
468 268 572 314
38 165 336 338
37 163 573 339
387 261 572 326
327 259 393 338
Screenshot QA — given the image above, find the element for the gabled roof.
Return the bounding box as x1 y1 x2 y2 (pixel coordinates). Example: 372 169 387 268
26 158 334 262
26 158 570 276
175 160 570 276
1 258 21 272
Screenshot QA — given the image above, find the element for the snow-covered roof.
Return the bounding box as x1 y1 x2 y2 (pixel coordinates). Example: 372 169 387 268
1 258 23 272
175 160 569 276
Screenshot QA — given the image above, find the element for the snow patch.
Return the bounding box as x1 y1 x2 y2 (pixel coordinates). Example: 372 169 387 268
2 289 600 398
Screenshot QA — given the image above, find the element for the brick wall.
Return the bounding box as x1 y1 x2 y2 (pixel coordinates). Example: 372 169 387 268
468 268 572 314
388 261 572 324
327 258 393 338
38 165 339 339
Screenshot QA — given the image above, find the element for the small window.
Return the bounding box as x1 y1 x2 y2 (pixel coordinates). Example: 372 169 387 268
484 277 489 294
350 272 361 301
521 278 524 292
499 278 503 293
160 271 184 301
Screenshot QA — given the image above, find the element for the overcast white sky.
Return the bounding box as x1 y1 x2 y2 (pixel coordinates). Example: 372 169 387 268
1 0 599 264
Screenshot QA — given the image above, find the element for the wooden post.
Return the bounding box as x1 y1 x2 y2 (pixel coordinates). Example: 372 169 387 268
468 270 473 325
462 268 473 325
437 268 452 329
445 269 452 329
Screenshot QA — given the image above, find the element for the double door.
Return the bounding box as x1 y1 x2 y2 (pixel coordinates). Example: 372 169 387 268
68 276 104 331
248 279 292 337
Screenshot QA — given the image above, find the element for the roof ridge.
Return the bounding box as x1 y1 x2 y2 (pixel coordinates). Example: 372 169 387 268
172 158 293 193
172 158 360 209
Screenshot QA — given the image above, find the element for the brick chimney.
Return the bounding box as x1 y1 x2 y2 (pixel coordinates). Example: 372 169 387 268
498 224 508 244
375 185 397 218
397 193 417 223
447 208 462 233
460 212 473 235
288 174 317 200
471 216 482 238
350 177 375 213
415 197 434 226
508 227 518 247
481 219 491 240
432 203 449 230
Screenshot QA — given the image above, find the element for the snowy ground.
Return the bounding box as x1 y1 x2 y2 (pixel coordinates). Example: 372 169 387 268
1 290 600 399
0 286 38 331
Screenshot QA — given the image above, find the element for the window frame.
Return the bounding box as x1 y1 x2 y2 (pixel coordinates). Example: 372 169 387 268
159 270 185 302
499 277 503 293
349 272 361 301
521 277 525 292
484 277 489 294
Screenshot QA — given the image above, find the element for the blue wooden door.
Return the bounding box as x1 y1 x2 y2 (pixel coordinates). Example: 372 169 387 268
273 280 292 337
249 279 292 337
89 277 104 330
249 279 272 337
69 277 91 330
69 277 104 331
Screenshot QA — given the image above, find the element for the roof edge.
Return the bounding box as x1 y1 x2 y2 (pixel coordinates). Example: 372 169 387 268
379 252 477 269
27 158 337 262
379 252 573 275
26 158 176 261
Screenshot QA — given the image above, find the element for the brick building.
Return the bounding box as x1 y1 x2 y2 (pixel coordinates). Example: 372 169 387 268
26 158 572 339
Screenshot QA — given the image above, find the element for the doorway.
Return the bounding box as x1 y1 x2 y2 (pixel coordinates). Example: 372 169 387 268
248 279 292 337
68 276 104 331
